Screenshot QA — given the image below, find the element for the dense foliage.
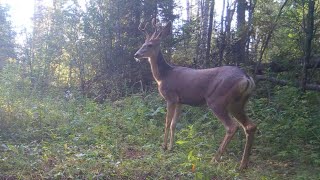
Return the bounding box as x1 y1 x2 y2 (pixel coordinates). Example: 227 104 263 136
0 0 319 179
0 64 319 179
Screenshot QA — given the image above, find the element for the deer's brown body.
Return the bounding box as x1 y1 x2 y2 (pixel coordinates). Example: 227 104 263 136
134 19 257 170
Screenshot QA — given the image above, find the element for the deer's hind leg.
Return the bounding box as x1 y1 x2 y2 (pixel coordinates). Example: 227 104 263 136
208 103 238 162
229 98 257 170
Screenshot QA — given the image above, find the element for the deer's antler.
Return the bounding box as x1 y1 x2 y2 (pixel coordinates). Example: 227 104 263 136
151 18 163 39
138 21 150 39
152 18 157 29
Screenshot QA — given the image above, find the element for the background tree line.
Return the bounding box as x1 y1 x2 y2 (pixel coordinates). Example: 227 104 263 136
1 0 319 101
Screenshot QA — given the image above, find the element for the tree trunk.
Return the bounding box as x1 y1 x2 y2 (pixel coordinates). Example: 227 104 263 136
235 0 247 65
199 0 210 67
195 1 201 67
246 0 256 61
218 0 226 66
302 0 315 91
205 0 214 67
224 1 236 65
186 0 191 22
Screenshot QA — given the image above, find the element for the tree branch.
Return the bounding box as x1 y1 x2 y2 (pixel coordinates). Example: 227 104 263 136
255 75 320 91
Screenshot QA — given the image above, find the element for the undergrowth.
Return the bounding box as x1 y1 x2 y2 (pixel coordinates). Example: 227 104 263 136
0 65 320 179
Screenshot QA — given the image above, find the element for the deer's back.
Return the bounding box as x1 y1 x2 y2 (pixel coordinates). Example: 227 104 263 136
158 66 249 106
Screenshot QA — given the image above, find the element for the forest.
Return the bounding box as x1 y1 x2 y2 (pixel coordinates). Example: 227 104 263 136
0 0 319 179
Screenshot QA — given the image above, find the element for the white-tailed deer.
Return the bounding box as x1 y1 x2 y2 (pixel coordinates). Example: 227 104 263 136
134 19 257 170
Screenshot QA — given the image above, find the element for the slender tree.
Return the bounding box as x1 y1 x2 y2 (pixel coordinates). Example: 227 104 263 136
205 0 214 66
235 0 247 65
0 5 16 68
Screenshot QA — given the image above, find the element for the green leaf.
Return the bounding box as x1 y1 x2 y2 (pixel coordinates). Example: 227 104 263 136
176 140 188 145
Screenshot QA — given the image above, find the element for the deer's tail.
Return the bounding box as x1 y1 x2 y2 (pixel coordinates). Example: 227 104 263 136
238 76 255 96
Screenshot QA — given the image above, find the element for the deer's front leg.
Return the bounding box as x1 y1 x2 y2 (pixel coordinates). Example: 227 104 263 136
163 102 176 150
168 104 182 151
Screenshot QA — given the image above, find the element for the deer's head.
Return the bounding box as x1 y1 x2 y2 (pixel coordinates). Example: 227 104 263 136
134 18 172 61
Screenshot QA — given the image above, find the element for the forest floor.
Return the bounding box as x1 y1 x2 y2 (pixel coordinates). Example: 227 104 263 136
0 88 320 179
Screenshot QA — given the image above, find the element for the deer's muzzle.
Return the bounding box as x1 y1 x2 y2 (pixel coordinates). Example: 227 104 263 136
134 52 144 62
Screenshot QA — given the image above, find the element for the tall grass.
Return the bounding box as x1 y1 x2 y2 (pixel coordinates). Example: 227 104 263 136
0 64 319 179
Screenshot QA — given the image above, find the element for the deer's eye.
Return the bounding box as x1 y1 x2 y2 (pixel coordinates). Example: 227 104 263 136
147 44 153 48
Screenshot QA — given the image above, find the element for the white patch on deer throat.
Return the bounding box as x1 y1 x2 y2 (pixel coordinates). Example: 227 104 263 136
135 58 141 62
157 80 162 86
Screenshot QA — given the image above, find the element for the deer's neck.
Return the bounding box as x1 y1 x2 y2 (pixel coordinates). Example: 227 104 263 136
148 51 173 83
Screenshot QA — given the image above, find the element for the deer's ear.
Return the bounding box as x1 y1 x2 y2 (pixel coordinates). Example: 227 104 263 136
158 21 172 39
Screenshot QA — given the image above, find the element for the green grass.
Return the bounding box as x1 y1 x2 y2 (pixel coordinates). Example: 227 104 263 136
0 85 320 179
